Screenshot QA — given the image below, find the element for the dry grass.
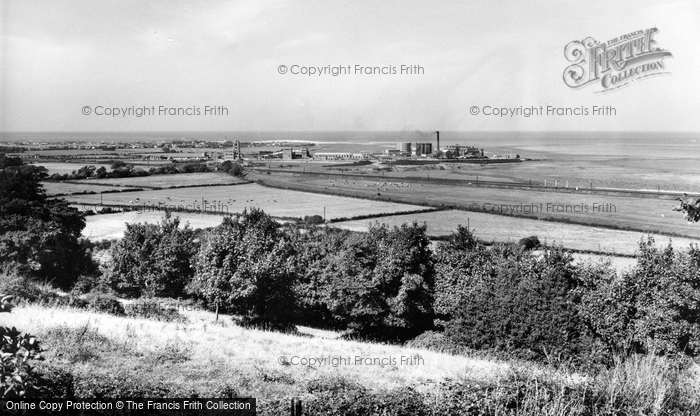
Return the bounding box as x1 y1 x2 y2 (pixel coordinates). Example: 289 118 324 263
1 303 509 396
1 303 698 414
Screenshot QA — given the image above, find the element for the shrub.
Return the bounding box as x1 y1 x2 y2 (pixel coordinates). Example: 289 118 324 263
289 227 349 330
579 238 700 357
320 222 435 341
105 214 197 298
0 269 42 303
0 271 89 310
405 331 473 356
518 235 541 250
303 215 324 225
0 326 47 398
444 245 589 362
0 164 97 289
83 293 125 315
189 209 296 328
433 226 494 328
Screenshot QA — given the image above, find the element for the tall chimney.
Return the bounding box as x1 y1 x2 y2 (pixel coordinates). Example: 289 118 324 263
435 131 440 158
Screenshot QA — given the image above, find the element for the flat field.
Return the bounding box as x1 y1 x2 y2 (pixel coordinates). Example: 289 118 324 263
571 253 637 273
335 157 700 193
81 211 227 240
250 172 700 239
71 172 248 188
65 183 426 220
43 182 141 196
331 210 700 256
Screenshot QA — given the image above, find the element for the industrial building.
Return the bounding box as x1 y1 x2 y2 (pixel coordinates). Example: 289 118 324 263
397 142 411 154
414 142 432 156
223 140 243 161
444 144 484 158
282 148 310 160
313 152 370 161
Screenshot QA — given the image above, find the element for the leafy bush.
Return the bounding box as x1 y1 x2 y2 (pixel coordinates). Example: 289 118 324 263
320 222 435 341
444 245 589 362
0 162 97 289
0 271 90 310
0 326 55 398
578 238 700 357
518 235 541 250
0 269 42 303
189 209 296 328
289 227 349 330
433 226 494 328
105 214 197 298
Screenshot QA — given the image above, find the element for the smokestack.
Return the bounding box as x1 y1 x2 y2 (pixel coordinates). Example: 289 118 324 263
435 131 440 158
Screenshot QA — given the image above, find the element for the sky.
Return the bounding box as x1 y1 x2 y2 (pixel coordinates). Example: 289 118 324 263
1 0 699 132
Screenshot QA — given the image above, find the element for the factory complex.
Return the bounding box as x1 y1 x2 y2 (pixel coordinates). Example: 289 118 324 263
225 131 520 163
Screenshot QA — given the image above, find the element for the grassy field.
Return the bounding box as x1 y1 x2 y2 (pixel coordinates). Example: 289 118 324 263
571 253 637 273
308 156 700 194
43 182 141 196
71 172 249 188
81 211 229 240
64 183 426 220
2 304 509 403
250 172 700 239
331 210 700 256
3 303 698 414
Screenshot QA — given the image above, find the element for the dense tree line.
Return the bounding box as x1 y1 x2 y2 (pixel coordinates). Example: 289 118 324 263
103 207 700 362
46 160 240 181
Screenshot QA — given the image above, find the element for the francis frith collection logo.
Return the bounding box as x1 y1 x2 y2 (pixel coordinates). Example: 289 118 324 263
563 28 672 93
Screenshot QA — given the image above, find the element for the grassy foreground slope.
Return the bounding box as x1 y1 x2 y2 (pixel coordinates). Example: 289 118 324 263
4 302 699 415
2 304 506 402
